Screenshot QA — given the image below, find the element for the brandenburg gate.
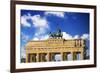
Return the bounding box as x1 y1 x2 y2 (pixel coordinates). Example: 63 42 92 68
25 28 85 63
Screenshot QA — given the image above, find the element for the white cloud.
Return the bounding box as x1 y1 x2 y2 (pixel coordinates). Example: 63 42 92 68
62 32 73 39
45 11 65 18
22 30 89 41
21 32 30 42
32 35 49 41
21 15 31 27
41 35 49 40
81 34 89 40
34 28 46 36
21 14 50 41
31 15 49 38
74 35 80 39
21 14 89 41
21 14 49 28
62 32 89 40
31 15 49 28
32 32 89 41
32 37 39 41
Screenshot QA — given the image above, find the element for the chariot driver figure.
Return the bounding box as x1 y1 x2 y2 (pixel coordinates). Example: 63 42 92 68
49 24 63 39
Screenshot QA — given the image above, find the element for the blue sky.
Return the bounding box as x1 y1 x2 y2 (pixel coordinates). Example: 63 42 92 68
20 9 90 58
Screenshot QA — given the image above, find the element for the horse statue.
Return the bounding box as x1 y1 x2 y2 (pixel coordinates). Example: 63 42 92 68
49 28 63 39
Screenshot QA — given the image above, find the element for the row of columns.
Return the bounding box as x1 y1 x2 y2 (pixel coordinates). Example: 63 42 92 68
26 52 83 63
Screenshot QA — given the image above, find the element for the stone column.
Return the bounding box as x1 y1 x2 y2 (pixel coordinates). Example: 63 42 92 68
71 52 73 60
47 53 50 62
61 52 63 61
39 53 45 62
26 53 28 63
63 53 67 61
39 53 42 62
42 53 46 62
80 51 83 60
50 53 54 61
36 53 39 62
50 53 52 61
